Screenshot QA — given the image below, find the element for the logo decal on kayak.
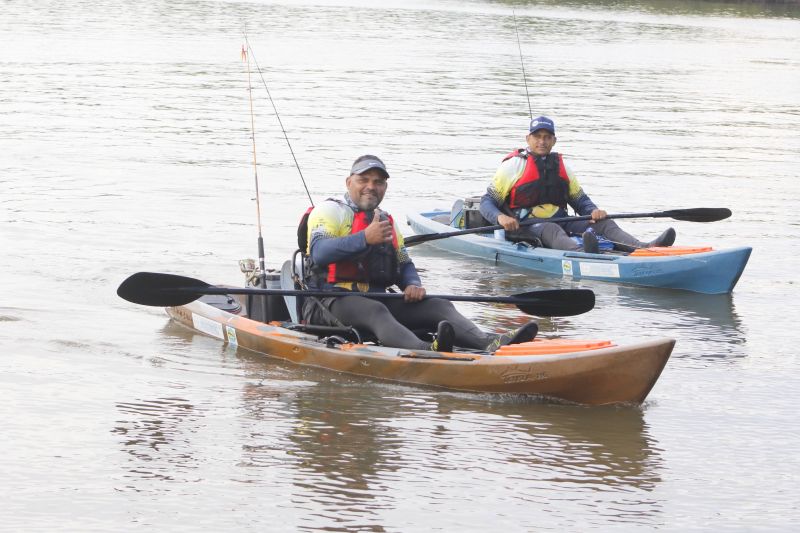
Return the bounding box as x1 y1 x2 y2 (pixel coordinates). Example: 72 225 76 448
562 260 574 277
500 370 548 384
226 325 238 346
631 265 662 277
579 262 621 278
192 313 224 339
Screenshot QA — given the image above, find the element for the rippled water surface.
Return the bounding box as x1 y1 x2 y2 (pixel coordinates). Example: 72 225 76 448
2 0 799 530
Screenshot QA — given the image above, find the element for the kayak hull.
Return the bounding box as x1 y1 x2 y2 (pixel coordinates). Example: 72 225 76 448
167 298 674 406
407 210 751 294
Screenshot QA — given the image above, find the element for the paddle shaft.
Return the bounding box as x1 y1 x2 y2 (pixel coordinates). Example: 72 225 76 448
405 208 731 246
117 272 595 316
172 285 559 307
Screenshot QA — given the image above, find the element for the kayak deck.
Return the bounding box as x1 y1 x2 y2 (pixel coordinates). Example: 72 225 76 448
406 210 751 294
165 294 674 406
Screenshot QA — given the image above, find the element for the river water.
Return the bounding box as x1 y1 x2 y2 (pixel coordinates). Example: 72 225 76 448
2 0 799 531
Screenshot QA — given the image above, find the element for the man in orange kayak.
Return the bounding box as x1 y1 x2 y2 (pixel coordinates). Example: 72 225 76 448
302 154 537 353
480 116 676 253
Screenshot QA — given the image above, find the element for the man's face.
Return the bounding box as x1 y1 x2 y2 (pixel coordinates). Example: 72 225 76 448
526 130 557 156
346 169 387 211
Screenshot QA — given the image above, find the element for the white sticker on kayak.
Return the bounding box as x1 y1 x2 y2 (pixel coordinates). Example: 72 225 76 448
561 260 574 277
192 313 224 339
579 262 620 278
226 325 238 346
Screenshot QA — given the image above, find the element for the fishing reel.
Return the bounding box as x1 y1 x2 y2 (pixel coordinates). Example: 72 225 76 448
238 258 261 286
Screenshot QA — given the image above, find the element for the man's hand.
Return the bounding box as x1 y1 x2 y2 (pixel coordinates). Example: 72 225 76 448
364 208 393 245
403 284 426 302
497 214 520 231
590 209 607 222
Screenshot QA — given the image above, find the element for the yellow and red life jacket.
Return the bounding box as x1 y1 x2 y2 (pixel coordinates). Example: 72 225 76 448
298 203 401 288
503 150 570 210
326 210 399 285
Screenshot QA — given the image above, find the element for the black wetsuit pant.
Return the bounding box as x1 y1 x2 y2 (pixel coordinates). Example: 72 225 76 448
509 218 647 251
302 294 493 351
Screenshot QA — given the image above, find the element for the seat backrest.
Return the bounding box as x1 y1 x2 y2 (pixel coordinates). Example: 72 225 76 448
280 257 303 323
246 271 291 323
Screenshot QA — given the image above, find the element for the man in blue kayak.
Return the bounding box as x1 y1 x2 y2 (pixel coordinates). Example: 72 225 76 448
480 116 676 253
302 154 537 353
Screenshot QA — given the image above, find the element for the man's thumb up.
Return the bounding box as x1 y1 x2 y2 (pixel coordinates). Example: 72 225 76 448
364 208 392 245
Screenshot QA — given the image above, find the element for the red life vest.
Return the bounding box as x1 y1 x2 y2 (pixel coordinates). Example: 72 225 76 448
502 150 570 210
297 201 400 287
326 210 399 285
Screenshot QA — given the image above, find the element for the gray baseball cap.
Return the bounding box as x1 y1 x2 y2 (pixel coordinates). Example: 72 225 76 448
350 154 389 178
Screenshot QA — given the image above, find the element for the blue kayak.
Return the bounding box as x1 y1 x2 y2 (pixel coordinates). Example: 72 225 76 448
406 210 751 294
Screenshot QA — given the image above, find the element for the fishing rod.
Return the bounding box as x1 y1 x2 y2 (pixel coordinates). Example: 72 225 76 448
241 31 316 318
243 36 314 208
512 10 533 121
242 35 271 320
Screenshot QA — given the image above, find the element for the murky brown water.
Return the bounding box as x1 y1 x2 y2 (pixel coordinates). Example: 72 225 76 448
2 0 799 530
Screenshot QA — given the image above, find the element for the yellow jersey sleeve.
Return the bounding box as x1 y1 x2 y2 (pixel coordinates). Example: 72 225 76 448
564 163 583 200
306 200 353 252
487 157 525 204
393 218 411 264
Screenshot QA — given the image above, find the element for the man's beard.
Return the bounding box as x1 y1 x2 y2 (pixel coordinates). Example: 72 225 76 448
355 194 380 211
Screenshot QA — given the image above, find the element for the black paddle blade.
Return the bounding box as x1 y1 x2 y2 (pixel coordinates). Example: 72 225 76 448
663 208 731 222
511 289 595 317
117 272 210 307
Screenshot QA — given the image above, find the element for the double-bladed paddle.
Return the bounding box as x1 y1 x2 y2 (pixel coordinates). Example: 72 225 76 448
405 207 732 246
117 272 595 317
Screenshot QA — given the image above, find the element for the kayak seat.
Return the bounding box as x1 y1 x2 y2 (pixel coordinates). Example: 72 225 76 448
281 323 367 344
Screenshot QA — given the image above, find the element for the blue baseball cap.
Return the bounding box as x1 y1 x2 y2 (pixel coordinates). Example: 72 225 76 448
529 116 555 134
350 154 389 178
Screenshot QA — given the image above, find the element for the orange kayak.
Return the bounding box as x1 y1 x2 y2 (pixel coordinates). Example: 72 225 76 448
166 294 674 406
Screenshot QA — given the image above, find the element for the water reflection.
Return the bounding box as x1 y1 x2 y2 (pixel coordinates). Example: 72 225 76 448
235 368 663 530
112 396 201 486
491 0 800 19
233 377 398 531
615 286 744 337
422 397 663 490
